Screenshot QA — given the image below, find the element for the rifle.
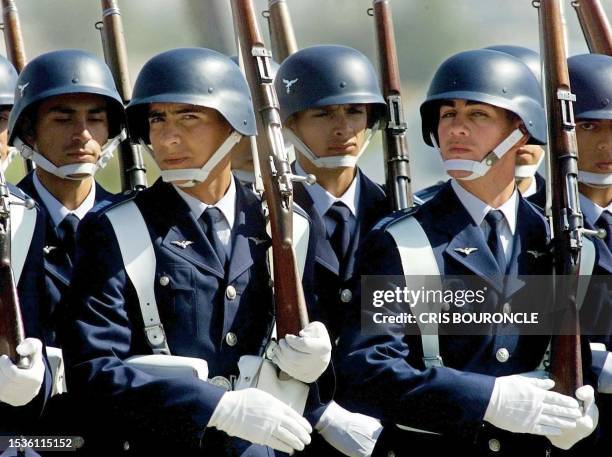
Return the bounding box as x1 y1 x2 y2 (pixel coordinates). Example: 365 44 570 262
230 0 308 339
536 0 584 396
96 0 147 191
1 0 33 173
263 0 298 62
369 0 413 210
571 0 612 55
0 170 30 368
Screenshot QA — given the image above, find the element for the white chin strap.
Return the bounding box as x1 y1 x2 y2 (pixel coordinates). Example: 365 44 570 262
282 125 377 169
515 152 545 179
14 130 127 180
155 131 242 188
578 171 612 188
430 128 525 181
0 147 18 173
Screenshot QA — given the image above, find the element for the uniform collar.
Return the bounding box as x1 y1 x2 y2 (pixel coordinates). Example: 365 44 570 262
579 193 612 227
451 179 518 234
32 171 96 226
173 175 236 230
295 160 360 218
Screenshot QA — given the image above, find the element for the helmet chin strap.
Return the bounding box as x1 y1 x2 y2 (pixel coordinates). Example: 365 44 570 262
153 131 242 188
430 128 525 181
515 151 545 179
0 147 18 173
578 171 612 188
14 130 127 180
282 124 377 169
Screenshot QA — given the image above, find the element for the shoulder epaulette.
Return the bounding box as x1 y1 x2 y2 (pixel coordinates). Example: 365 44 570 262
93 189 139 219
372 205 420 232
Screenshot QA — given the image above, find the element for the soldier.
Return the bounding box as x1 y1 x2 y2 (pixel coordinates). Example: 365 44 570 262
0 56 18 174
568 53 612 455
60 47 334 456
275 45 389 456
336 49 602 455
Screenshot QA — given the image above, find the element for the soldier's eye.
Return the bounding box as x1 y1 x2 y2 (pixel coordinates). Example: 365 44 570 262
578 122 596 131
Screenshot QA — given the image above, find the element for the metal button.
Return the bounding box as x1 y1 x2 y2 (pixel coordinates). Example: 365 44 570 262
226 285 237 300
502 302 511 314
488 438 501 452
209 375 232 391
387 452 396 457
159 275 170 287
225 332 238 347
496 348 510 363
123 441 130 451
441 302 451 312
340 289 352 303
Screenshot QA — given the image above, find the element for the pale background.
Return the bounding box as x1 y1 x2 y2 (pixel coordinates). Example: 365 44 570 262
2 0 604 192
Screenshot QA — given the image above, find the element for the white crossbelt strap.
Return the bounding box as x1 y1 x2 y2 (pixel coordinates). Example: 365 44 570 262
387 216 443 369
10 194 37 284
106 201 170 355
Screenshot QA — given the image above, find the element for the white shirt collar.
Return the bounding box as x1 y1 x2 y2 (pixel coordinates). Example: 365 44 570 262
295 160 360 218
451 179 518 234
173 176 236 229
32 172 96 227
579 193 612 227
521 176 538 198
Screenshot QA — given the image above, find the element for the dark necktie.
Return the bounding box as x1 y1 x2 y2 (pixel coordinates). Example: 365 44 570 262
484 210 507 274
326 202 352 269
596 211 612 248
58 213 80 260
199 207 228 268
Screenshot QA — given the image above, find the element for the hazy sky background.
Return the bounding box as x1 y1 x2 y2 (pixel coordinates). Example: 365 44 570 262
2 0 605 192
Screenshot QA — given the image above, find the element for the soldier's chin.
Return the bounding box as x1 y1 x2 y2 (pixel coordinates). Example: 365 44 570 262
447 169 472 180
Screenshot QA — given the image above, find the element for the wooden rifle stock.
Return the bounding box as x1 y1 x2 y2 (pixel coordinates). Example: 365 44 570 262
231 0 308 339
536 0 583 396
1 0 33 173
0 171 27 366
371 0 413 210
265 0 298 62
97 0 147 191
572 0 612 55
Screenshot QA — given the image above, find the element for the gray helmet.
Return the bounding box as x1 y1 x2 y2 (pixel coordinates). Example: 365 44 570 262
485 45 541 83
127 48 256 143
0 55 18 106
568 53 612 120
274 45 386 124
420 49 546 146
8 49 125 145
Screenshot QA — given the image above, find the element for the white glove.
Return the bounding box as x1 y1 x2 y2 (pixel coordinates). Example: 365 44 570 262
208 388 312 453
316 401 382 457
484 374 582 436
270 321 332 383
0 338 45 407
548 385 599 450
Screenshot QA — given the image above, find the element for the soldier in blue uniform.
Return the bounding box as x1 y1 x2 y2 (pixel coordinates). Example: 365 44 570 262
8 50 123 347
274 45 390 456
0 55 51 443
568 53 612 455
336 49 603 456
60 48 335 456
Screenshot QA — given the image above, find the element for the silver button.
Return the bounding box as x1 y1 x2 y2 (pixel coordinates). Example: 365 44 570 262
225 332 238 347
226 285 237 300
502 302 511 314
209 375 232 391
441 302 451 312
123 441 130 451
496 348 510 363
340 289 352 303
387 452 396 457
488 438 501 452
159 275 170 287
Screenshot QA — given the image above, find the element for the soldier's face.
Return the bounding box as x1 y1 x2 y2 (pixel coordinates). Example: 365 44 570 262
289 104 368 160
516 145 544 166
576 119 612 174
438 100 523 179
0 107 10 163
148 103 232 173
31 93 109 170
